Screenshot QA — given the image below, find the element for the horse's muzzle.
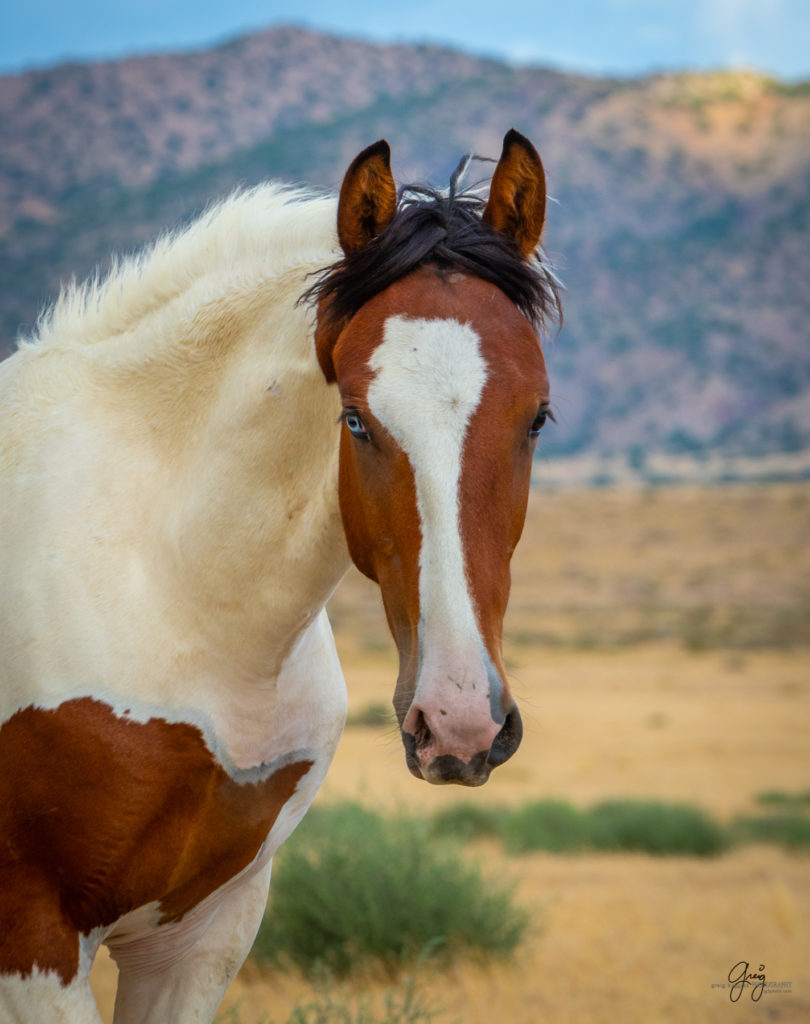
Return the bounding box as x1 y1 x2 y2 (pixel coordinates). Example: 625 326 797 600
401 704 523 786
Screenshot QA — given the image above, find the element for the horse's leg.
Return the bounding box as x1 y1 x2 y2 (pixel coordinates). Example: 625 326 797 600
0 970 102 1024
110 858 273 1024
0 883 103 1024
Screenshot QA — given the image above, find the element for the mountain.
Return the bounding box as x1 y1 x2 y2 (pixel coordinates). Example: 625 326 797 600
1 26 808 469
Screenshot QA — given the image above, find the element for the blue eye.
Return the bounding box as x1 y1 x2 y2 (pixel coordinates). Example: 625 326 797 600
343 410 370 440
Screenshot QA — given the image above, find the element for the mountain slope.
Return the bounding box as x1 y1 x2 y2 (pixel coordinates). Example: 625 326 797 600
1 28 808 463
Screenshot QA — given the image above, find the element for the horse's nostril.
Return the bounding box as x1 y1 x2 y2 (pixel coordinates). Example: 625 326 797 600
412 709 431 749
488 705 523 767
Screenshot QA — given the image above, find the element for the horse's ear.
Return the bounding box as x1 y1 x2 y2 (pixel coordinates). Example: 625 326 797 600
315 141 397 382
483 129 547 258
337 140 397 256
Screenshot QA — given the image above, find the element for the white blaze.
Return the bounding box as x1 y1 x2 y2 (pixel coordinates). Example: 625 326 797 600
367 315 487 658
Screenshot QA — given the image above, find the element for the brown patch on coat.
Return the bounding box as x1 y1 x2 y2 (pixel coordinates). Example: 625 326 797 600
0 698 311 984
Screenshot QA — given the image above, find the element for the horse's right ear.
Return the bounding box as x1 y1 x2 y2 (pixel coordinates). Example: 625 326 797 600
337 140 397 256
316 141 398 382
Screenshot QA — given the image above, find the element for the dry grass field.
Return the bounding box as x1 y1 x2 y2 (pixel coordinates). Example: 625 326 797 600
91 483 810 1023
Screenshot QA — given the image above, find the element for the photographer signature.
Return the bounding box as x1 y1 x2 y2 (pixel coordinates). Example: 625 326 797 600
728 961 766 1002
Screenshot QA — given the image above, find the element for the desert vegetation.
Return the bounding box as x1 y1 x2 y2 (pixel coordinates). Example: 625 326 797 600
252 804 526 978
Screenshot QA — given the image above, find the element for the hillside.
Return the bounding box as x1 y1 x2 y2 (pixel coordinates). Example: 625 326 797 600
1 26 809 465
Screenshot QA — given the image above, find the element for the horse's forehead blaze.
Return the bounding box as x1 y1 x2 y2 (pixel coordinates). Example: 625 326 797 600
367 314 488 464
335 273 547 635
0 698 312 984
366 312 488 625
341 272 548 444
349 275 545 492
332 289 544 703
338 270 546 385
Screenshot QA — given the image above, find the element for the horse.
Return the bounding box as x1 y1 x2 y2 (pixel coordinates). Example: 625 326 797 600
0 129 559 1022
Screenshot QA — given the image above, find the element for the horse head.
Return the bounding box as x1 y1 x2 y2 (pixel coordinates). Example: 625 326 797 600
313 131 557 786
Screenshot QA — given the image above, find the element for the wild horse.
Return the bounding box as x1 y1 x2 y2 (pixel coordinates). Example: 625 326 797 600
0 130 559 1021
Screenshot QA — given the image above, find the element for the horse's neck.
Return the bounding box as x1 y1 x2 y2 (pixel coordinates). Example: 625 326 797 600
106 265 351 678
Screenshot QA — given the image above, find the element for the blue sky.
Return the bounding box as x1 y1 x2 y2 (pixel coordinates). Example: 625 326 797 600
3 0 809 79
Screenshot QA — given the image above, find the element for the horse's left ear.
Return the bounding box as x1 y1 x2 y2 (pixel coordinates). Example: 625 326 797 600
483 129 547 258
337 139 397 256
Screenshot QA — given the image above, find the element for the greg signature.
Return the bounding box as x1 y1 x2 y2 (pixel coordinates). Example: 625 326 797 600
728 961 766 1002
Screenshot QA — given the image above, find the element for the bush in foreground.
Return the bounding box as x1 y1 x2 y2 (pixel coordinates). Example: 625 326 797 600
253 804 527 978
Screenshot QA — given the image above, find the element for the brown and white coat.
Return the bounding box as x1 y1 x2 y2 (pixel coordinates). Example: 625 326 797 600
0 131 557 1022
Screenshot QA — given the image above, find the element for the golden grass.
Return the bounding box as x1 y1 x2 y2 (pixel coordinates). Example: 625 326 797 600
91 842 809 1024
319 645 810 819
90 484 810 1023
332 483 810 653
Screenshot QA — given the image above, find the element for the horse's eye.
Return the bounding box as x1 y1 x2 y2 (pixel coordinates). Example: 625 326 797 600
529 409 548 437
344 411 370 440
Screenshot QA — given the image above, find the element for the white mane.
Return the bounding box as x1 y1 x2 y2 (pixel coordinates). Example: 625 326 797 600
22 184 340 354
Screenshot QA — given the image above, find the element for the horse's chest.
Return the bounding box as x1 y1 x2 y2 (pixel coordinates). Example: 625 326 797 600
0 697 313 982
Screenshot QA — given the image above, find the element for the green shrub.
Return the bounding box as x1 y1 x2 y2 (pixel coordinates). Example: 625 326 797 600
500 799 590 854
755 789 810 809
732 814 810 849
430 803 504 842
587 800 728 855
495 799 726 856
253 805 527 977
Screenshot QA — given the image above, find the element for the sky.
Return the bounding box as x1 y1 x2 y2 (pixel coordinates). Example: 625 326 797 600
2 0 810 79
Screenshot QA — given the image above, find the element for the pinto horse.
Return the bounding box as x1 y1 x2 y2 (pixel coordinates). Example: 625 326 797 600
0 130 559 1022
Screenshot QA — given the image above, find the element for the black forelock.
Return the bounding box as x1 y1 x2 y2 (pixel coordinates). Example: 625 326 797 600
302 177 561 337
